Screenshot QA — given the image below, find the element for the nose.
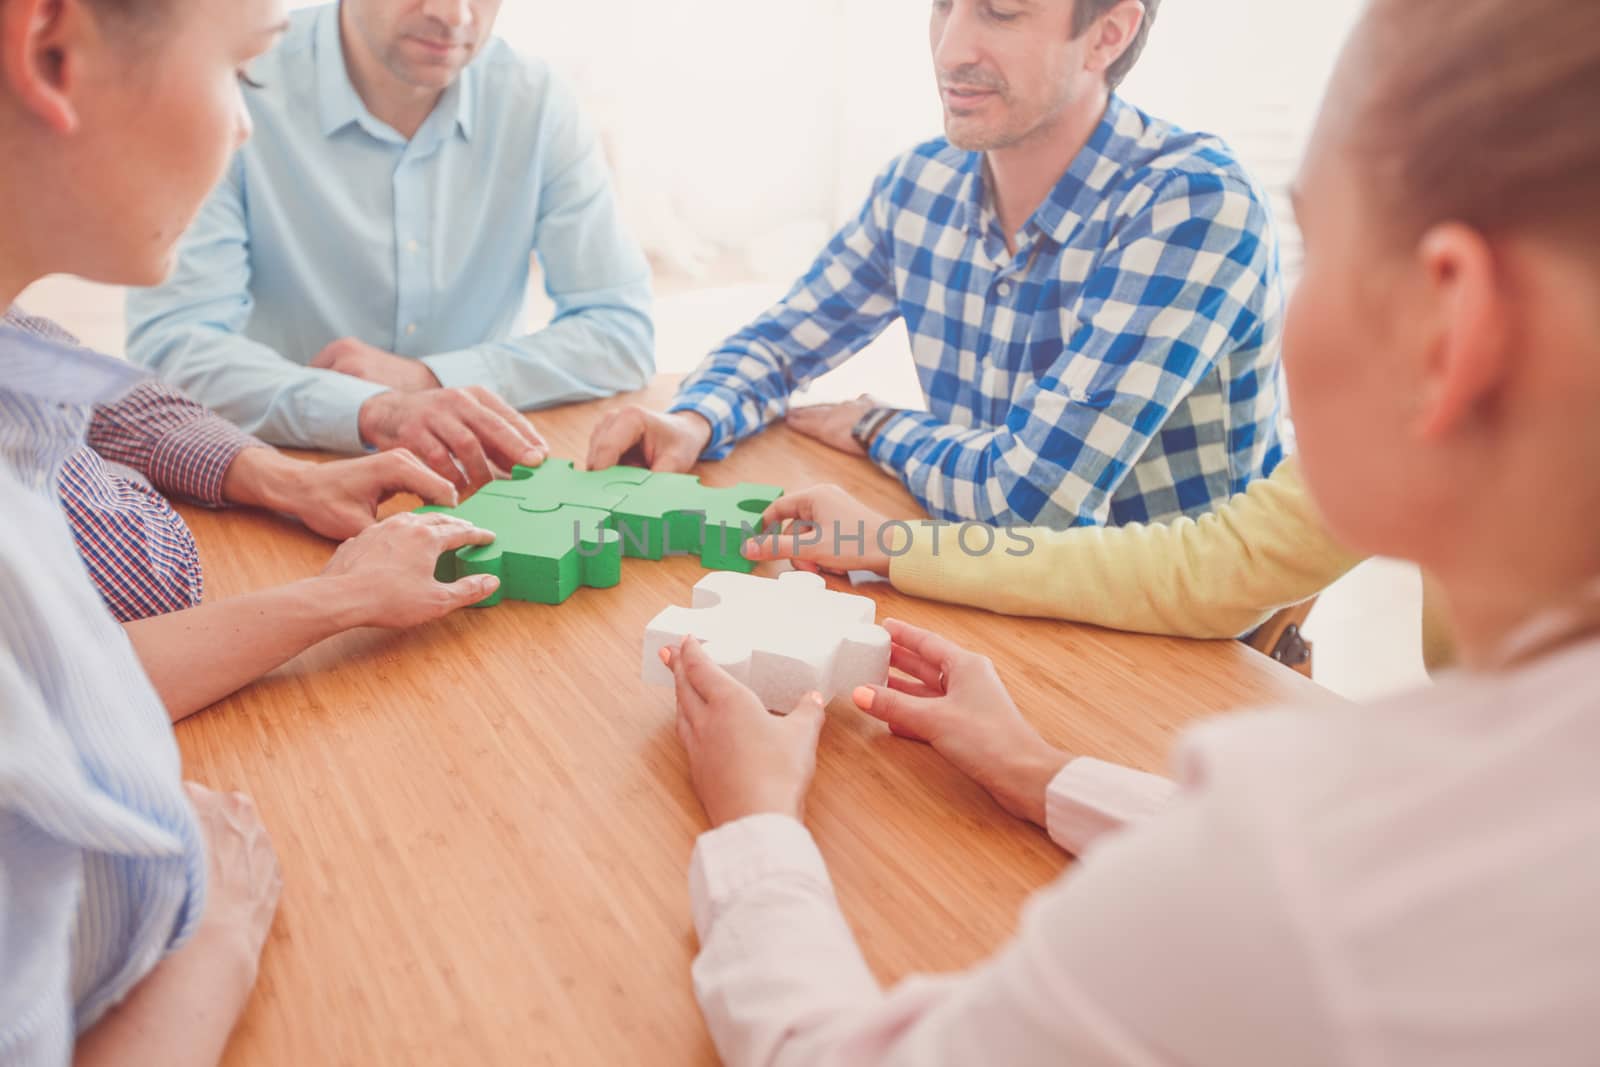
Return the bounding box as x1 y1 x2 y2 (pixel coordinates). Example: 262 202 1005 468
932 0 984 76
419 0 471 29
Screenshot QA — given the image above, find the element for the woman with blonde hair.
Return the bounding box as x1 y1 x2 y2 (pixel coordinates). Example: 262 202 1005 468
662 0 1600 1061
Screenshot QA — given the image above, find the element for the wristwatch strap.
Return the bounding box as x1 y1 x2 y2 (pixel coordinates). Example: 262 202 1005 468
851 406 897 452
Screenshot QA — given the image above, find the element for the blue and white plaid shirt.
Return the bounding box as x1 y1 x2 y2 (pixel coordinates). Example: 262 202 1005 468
671 97 1286 528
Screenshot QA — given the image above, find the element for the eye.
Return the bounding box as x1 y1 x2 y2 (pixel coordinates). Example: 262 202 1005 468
237 70 265 90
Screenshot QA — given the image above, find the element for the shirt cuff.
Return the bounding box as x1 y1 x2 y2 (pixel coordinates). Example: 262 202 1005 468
669 389 739 461
422 348 494 393
1045 757 1179 857
688 813 832 941
301 374 391 454
867 409 939 476
150 418 265 507
886 522 948 598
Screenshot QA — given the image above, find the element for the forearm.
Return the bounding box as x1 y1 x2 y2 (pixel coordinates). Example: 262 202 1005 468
670 190 900 460
422 306 655 410
218 446 310 514
130 324 386 454
89 381 265 506
867 411 1077 526
670 340 811 459
889 497 1359 639
690 816 885 1067
124 575 366 722
73 926 257 1067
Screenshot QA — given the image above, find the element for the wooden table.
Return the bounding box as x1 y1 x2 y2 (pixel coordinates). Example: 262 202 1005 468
176 377 1325 1066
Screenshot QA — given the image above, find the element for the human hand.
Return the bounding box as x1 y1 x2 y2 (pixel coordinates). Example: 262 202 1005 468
784 394 877 457
286 451 461 541
186 783 283 985
741 483 898 575
318 512 500 628
222 447 460 542
312 337 440 392
584 405 712 472
851 619 1071 827
357 387 548 491
663 637 827 829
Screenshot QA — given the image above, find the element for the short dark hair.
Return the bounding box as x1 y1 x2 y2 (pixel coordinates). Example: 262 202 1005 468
1072 0 1160 90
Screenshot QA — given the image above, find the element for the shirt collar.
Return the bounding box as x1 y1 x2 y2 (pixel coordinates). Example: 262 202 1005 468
959 94 1142 249
453 61 478 141
315 4 372 139
0 322 147 488
0 321 147 408
314 3 477 146
1031 95 1141 246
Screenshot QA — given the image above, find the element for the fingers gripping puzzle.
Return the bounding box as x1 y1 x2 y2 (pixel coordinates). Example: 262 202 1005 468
641 571 892 711
420 460 784 606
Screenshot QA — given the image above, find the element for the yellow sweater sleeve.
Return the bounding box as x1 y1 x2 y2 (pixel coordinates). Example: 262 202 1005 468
887 457 1365 639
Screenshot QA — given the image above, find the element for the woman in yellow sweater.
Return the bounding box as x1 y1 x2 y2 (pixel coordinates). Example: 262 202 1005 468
740 457 1455 669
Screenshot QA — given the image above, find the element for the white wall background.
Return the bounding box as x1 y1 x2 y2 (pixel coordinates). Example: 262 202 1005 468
492 0 1366 283
33 0 1371 336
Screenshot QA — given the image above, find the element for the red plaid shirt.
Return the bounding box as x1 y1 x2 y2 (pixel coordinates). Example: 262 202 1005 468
5 308 265 622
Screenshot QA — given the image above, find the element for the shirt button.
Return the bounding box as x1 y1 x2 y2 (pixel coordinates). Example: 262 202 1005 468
405 324 418 336
406 239 420 253
996 281 1013 298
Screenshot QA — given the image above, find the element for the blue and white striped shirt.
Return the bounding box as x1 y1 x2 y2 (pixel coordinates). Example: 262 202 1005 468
0 326 206 1065
672 97 1285 528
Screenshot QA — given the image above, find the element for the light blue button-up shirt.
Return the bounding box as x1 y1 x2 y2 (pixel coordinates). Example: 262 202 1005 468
125 3 654 454
0 327 207 1065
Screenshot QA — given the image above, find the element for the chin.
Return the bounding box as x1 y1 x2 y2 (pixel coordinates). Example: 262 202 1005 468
77 257 170 292
395 57 465 92
943 122 986 152
123 250 180 291
943 115 1011 153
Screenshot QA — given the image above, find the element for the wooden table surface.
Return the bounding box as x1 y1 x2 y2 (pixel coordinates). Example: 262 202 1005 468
175 377 1325 1066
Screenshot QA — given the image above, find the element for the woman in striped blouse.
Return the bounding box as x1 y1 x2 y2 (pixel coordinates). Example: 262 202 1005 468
0 0 493 1063
4 306 521 722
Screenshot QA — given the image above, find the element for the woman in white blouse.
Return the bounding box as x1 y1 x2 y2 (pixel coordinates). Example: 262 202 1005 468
660 0 1600 1063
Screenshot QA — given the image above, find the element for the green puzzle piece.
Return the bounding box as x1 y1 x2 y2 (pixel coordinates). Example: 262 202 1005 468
474 458 652 511
418 459 783 606
608 473 783 572
419 491 622 607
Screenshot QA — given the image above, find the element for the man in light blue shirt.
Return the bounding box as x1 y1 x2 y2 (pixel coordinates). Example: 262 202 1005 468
127 0 654 488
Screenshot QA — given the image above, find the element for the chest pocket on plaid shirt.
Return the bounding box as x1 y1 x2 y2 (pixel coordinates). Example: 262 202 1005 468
1055 320 1105 407
984 307 1100 416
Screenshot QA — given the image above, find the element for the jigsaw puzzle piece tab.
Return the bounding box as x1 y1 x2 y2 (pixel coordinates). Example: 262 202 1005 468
610 473 783 573
474 459 653 514
419 491 621 607
641 571 890 710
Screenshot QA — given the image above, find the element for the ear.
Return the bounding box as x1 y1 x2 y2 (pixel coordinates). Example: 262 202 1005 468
1412 223 1512 441
0 0 84 134
1082 0 1146 81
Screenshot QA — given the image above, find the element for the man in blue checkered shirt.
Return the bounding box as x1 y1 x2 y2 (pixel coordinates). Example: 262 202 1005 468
588 0 1284 528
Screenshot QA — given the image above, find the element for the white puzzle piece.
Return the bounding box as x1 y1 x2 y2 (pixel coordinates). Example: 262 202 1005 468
642 570 892 711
